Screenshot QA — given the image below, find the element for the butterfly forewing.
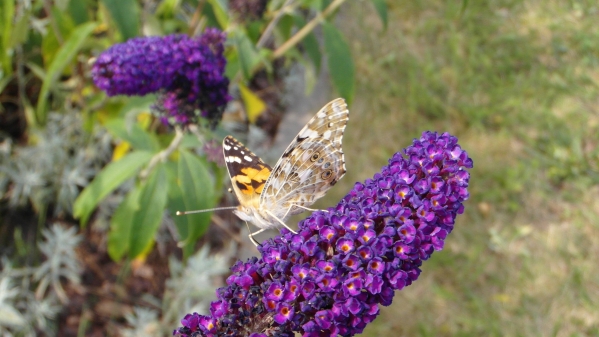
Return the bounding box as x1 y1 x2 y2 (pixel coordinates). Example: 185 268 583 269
223 136 272 205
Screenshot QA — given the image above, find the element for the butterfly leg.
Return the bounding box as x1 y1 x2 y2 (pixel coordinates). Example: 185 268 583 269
282 204 329 219
264 210 298 234
247 223 267 246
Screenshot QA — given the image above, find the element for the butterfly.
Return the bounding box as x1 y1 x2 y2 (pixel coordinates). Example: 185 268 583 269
223 98 349 245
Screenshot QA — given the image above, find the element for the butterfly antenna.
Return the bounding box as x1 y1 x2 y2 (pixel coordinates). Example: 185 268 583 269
176 206 237 216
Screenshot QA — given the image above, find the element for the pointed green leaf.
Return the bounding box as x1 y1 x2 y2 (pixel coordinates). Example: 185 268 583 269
165 162 194 258
68 0 90 24
156 0 180 17
225 47 240 80
277 14 294 41
293 15 321 73
177 150 216 250
370 0 388 30
206 0 229 29
129 165 168 257
35 21 96 125
107 186 141 260
101 0 140 40
104 118 161 152
0 0 15 76
74 151 153 226
234 28 260 80
11 11 30 47
178 132 202 149
323 22 355 104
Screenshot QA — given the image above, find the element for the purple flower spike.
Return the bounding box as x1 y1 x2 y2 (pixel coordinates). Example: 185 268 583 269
173 131 473 337
92 29 230 127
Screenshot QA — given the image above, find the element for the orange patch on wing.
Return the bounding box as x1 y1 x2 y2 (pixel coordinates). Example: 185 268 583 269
235 165 271 195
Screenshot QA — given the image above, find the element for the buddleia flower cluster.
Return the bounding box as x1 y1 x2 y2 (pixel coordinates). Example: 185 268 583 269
91 28 230 127
174 131 473 336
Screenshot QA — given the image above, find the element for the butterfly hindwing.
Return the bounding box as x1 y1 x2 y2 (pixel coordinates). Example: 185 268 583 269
261 98 349 218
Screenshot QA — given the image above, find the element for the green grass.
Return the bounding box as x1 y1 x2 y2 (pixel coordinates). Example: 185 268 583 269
322 1 599 336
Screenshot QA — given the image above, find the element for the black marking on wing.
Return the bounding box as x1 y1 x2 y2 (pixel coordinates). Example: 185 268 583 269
223 136 270 178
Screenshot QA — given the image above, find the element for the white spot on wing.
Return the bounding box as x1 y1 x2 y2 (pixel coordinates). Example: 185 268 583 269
224 144 231 150
244 155 253 162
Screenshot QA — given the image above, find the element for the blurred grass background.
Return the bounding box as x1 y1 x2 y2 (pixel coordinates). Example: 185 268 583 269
320 1 599 336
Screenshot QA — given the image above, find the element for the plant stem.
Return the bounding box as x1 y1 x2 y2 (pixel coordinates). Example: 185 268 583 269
188 0 207 36
139 126 184 179
272 0 347 59
256 0 296 49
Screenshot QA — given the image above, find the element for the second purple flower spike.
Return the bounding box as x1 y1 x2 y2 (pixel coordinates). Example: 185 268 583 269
92 28 230 127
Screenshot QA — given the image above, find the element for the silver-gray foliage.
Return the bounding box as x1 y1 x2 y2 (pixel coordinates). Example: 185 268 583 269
0 112 112 216
34 224 83 303
119 245 232 336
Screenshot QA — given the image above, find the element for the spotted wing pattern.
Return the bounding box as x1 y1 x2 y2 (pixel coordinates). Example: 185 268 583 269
260 98 349 220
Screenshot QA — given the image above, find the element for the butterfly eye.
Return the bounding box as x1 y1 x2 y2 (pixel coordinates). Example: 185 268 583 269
310 152 321 162
321 169 333 179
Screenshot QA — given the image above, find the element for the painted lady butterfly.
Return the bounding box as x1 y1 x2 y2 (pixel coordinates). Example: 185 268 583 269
223 98 349 245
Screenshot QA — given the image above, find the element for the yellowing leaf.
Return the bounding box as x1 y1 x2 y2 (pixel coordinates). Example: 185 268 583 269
132 241 154 264
137 112 152 129
112 142 131 161
239 82 266 124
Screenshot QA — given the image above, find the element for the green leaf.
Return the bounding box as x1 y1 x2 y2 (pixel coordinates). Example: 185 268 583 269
206 0 229 29
224 47 240 79
25 61 46 80
156 0 180 17
107 186 141 260
0 0 15 76
35 21 96 125
234 28 260 80
323 22 355 104
293 15 321 73
101 0 140 40
117 94 156 117
11 11 30 47
177 150 216 251
104 118 161 152
178 133 202 149
129 165 168 257
277 14 294 41
246 21 263 42
73 151 153 226
68 0 90 25
41 7 76 67
165 162 193 257
370 0 388 30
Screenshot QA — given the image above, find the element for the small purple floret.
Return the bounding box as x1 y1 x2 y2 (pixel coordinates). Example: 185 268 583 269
173 131 473 336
